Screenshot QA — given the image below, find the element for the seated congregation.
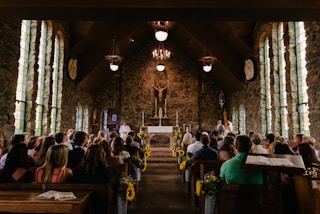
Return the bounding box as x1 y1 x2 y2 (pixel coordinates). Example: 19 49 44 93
177 127 318 214
0 129 144 213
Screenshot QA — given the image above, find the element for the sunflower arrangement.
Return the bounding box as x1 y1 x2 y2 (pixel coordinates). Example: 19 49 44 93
133 156 143 168
140 144 151 159
137 130 148 139
117 175 136 201
196 170 221 199
173 130 183 140
179 156 194 170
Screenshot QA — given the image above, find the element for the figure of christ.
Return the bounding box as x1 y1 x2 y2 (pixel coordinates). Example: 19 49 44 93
153 85 168 102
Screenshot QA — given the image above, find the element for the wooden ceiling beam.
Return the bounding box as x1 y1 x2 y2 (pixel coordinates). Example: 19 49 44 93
1 1 320 20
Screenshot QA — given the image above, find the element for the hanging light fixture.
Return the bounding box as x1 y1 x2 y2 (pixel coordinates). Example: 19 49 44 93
199 42 217 72
152 42 171 71
219 89 225 108
149 21 175 42
105 39 123 71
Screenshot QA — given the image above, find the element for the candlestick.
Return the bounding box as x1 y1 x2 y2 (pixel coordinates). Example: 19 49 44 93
142 111 144 126
176 111 178 126
155 98 157 117
164 98 167 117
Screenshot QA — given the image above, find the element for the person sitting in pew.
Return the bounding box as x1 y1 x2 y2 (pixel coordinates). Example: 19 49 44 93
35 144 73 183
220 135 263 184
2 143 35 182
71 144 113 183
194 133 218 160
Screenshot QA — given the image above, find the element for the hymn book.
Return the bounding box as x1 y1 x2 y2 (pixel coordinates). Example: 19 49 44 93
35 190 77 201
245 155 297 167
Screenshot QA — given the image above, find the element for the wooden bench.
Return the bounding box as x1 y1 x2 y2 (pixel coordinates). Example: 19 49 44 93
217 184 281 214
190 159 224 212
0 181 116 214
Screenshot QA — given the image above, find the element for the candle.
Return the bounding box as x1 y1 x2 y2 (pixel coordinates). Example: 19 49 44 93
142 111 144 125
186 127 189 133
176 111 178 126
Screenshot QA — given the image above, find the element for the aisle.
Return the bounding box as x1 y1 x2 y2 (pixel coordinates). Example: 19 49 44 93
128 153 199 214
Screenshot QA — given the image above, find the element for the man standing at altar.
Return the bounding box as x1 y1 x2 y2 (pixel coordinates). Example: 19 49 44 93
119 121 131 140
210 119 225 137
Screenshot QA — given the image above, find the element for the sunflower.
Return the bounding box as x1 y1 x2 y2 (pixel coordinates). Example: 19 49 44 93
179 161 186 170
141 162 147 172
195 180 201 196
144 151 150 158
178 149 185 156
170 146 175 151
126 185 136 201
145 145 151 153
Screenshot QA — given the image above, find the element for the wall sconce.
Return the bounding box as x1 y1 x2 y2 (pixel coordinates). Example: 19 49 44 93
105 39 123 71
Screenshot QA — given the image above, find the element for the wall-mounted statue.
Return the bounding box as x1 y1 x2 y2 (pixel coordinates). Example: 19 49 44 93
153 85 168 102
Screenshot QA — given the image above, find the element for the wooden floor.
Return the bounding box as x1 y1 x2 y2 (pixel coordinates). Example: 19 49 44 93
128 146 199 214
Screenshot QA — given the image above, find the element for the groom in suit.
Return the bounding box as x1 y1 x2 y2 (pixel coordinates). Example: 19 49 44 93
210 119 225 137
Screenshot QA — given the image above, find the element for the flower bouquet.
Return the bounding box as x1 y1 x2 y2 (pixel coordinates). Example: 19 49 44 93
137 130 147 144
179 156 194 182
132 156 143 181
199 171 221 198
179 156 194 170
117 174 136 201
173 130 183 144
196 171 221 214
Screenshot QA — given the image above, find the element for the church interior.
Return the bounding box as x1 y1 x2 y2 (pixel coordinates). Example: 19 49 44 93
0 1 320 214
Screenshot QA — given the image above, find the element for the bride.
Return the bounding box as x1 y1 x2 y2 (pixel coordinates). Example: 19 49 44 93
224 120 233 137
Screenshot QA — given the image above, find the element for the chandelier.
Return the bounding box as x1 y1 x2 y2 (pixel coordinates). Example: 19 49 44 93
105 39 123 71
152 42 171 71
219 89 225 108
199 44 217 72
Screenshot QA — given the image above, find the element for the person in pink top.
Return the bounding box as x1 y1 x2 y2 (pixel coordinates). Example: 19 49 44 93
35 144 73 183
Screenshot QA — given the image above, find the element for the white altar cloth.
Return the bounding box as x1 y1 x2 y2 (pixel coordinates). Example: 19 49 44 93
147 126 173 133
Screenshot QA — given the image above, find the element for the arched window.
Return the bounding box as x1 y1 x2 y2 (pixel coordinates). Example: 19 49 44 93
14 20 37 134
232 106 239 134
288 22 310 135
259 35 272 135
35 21 53 136
272 22 288 138
50 31 64 134
239 105 246 135
75 105 83 131
83 106 89 133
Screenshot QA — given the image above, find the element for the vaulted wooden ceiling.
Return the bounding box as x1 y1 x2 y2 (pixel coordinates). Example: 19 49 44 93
1 0 319 94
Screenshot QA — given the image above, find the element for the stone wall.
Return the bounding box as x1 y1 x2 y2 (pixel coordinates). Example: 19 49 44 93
95 40 223 133
0 20 94 139
0 21 21 139
229 22 320 142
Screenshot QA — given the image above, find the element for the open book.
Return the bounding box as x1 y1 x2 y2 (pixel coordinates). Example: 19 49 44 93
35 190 77 201
245 155 297 167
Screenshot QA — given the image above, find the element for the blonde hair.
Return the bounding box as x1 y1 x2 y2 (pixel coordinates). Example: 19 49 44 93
40 144 68 183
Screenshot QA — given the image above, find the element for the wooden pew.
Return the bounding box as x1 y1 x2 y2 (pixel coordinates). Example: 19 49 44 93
217 184 281 214
190 159 223 211
0 181 116 214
